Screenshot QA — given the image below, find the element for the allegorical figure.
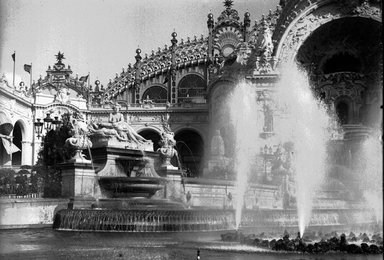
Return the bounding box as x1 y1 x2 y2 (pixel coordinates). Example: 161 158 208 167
90 104 147 143
210 129 225 157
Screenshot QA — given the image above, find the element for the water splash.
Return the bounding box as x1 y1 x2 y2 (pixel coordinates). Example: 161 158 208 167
274 64 336 236
228 81 261 229
359 130 383 224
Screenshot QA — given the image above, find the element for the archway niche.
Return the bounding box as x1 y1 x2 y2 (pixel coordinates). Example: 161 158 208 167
138 129 161 151
173 130 204 178
335 101 349 125
12 121 23 166
177 74 206 103
142 86 167 103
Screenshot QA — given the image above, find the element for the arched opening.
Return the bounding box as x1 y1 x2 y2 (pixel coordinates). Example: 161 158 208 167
142 86 167 103
336 101 349 125
322 52 362 74
12 122 23 166
138 129 161 151
177 74 206 103
0 112 13 165
174 130 204 178
296 17 381 126
0 139 7 165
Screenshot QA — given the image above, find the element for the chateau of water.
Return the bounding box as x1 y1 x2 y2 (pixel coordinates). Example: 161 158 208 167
0 0 382 259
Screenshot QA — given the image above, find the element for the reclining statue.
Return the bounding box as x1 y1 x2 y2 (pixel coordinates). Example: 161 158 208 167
89 104 147 144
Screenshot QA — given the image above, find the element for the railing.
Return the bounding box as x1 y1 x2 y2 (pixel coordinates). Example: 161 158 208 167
0 166 44 198
1 193 41 199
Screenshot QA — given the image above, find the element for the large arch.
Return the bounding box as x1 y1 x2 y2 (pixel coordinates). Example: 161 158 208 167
173 129 204 178
295 16 382 126
296 17 381 76
275 0 382 65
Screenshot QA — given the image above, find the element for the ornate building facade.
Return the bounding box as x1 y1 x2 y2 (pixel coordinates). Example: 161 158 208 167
0 0 382 180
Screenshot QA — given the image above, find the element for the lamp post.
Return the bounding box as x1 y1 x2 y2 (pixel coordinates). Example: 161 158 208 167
34 113 62 139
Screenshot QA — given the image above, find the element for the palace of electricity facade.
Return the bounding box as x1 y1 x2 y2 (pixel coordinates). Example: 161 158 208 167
0 0 382 181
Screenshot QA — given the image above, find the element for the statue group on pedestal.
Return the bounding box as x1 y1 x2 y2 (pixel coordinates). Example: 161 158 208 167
88 104 147 144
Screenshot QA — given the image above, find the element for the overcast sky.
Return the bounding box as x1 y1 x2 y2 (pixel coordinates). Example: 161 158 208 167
0 0 278 86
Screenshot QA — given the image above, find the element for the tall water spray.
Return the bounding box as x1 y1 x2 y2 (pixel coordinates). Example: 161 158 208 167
229 81 261 229
359 130 383 224
273 64 336 236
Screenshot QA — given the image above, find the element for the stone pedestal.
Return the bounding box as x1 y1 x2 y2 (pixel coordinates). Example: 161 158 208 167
163 169 185 202
61 161 96 198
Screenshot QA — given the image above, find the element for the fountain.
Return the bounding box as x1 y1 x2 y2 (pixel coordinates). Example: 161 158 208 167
273 64 334 236
49 3 381 240
54 107 237 232
223 61 381 238
53 64 381 236
228 81 261 229
358 130 383 224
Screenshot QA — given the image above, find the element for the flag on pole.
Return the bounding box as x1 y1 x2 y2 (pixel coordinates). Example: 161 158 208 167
24 64 32 74
11 52 15 61
79 75 89 83
1 137 20 154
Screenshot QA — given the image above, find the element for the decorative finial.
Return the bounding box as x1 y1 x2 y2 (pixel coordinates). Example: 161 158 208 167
55 51 65 64
244 12 250 28
135 48 142 62
223 0 234 9
207 13 214 29
171 31 178 49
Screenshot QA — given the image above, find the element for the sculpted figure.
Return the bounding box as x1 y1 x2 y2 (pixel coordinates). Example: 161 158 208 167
65 113 92 161
55 87 70 103
157 127 178 169
257 22 274 58
211 129 225 157
89 104 147 143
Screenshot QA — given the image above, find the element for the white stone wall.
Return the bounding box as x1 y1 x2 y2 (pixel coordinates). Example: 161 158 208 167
0 198 67 228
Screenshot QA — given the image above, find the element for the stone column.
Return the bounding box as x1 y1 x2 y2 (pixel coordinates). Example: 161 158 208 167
21 140 32 165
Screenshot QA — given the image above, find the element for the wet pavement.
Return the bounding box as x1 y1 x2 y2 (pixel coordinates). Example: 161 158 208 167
0 228 382 260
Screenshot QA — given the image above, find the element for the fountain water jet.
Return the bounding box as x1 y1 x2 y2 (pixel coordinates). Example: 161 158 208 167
273 64 338 236
228 81 261 229
358 130 383 224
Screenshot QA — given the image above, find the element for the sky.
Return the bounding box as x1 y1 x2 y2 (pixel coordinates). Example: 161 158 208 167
0 0 279 86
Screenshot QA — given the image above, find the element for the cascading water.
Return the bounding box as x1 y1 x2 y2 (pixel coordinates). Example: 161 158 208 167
228 81 261 229
273 64 337 236
358 130 383 224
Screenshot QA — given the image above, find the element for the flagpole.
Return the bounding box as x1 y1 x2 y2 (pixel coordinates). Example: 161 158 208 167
30 63 33 88
31 63 36 166
87 72 91 109
12 51 16 87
